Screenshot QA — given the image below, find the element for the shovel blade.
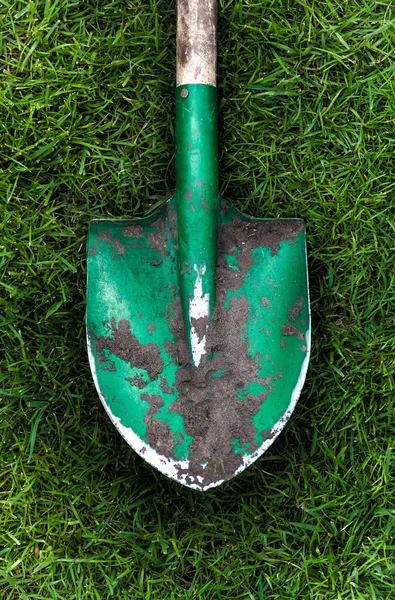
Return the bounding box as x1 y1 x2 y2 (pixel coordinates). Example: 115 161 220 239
86 198 310 491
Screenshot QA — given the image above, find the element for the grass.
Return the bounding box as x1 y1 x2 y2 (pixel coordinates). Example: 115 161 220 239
1 0 395 597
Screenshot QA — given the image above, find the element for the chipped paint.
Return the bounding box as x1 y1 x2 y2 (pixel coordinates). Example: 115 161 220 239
189 263 210 366
175 84 219 364
237 324 311 476
87 327 225 492
86 197 310 491
86 49 310 490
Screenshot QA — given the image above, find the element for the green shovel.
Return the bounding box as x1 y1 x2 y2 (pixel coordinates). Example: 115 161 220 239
86 0 310 491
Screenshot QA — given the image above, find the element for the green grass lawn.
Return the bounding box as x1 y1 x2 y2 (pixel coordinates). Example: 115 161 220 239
1 0 395 597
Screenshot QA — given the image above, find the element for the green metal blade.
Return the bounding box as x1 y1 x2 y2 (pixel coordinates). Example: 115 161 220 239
86 198 310 491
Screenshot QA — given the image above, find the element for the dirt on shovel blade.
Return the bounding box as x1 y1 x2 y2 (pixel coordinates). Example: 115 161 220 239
88 203 309 490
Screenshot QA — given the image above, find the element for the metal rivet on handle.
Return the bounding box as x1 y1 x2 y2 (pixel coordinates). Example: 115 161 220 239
180 88 189 98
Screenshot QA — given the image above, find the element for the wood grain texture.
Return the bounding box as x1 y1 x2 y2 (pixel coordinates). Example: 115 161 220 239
177 0 217 86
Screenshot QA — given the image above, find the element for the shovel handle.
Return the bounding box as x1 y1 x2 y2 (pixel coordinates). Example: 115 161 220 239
175 0 219 365
177 0 217 87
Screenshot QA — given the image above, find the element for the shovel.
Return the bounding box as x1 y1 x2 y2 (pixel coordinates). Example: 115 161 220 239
86 0 310 491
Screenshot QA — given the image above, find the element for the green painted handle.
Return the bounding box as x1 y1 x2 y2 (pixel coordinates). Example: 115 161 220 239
175 2 219 366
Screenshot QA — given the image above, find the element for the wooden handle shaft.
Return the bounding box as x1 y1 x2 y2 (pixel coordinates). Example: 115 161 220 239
176 0 217 87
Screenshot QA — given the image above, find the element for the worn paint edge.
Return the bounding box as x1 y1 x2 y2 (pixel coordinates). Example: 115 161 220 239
86 322 310 491
236 324 311 478
86 210 311 492
86 331 223 491
234 245 312 481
